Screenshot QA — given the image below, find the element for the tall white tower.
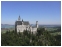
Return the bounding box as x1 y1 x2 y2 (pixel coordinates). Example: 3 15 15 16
36 21 38 28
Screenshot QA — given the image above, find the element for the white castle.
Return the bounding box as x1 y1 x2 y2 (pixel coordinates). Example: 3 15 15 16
15 16 38 33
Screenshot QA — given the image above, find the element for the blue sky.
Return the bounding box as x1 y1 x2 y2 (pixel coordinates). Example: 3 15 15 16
1 1 61 25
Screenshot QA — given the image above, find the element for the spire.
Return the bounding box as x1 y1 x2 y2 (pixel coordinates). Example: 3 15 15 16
22 19 24 25
22 19 23 22
18 15 21 21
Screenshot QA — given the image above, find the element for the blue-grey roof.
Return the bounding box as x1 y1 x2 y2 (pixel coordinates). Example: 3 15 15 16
15 21 29 25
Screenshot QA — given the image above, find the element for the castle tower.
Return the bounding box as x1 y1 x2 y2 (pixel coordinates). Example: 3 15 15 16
22 19 24 25
36 21 38 28
18 15 21 21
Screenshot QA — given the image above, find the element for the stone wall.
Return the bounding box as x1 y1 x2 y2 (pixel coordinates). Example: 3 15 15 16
17 25 30 32
16 24 37 34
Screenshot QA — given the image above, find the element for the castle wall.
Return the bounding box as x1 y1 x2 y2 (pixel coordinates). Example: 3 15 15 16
32 28 37 34
17 25 30 32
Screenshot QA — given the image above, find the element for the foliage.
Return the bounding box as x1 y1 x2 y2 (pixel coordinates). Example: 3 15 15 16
1 28 61 46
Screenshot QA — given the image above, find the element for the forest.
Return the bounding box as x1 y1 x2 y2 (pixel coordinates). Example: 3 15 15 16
1 27 61 46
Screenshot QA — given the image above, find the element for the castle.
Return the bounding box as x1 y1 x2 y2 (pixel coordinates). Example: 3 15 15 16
15 16 38 33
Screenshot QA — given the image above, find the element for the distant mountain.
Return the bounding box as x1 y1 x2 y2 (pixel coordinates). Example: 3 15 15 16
39 25 61 28
1 24 15 28
1 24 61 28
31 24 61 28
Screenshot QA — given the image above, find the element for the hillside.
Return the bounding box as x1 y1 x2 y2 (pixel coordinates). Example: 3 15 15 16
1 28 61 46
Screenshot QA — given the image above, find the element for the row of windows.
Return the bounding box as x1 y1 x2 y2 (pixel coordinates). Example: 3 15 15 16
17 27 30 29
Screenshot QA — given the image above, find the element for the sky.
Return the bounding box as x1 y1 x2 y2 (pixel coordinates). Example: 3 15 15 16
1 1 61 25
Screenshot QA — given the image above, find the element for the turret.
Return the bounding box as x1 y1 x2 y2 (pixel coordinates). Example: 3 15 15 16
22 19 24 25
36 21 38 28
